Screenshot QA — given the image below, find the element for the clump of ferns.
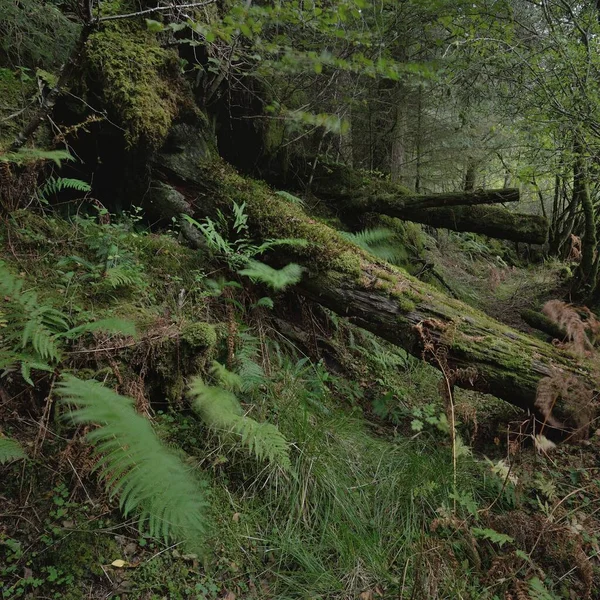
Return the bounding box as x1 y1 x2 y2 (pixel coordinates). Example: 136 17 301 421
0 260 135 384
183 201 307 293
57 214 148 296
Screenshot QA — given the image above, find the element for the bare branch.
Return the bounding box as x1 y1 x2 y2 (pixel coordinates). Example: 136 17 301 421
97 0 218 23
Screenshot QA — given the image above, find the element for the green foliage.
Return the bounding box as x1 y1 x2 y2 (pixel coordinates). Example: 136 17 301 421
341 227 402 262
183 201 307 269
0 260 135 384
57 215 148 294
0 148 73 166
237 260 304 291
184 201 306 293
275 190 306 206
188 377 291 471
0 436 26 464
37 176 91 204
527 577 560 600
471 527 514 547
57 376 209 550
0 0 79 69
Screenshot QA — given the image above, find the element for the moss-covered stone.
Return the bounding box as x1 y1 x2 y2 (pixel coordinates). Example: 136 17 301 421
182 322 217 349
85 24 182 148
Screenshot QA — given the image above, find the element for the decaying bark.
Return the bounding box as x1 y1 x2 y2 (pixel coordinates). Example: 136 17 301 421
149 124 596 429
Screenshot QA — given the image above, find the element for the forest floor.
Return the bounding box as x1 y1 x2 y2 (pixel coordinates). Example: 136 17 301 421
1 212 599 600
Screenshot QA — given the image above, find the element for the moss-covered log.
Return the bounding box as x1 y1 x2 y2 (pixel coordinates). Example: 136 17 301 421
150 124 595 428
400 205 549 244
521 309 568 340
298 163 546 243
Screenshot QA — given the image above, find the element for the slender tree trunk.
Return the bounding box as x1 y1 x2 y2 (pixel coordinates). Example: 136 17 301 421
464 161 477 192
390 98 406 184
573 137 598 293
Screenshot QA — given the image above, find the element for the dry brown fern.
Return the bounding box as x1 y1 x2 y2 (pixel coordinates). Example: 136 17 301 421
541 299 599 356
535 372 594 440
568 234 582 262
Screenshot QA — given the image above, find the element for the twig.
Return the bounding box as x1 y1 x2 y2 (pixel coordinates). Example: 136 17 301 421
97 0 218 23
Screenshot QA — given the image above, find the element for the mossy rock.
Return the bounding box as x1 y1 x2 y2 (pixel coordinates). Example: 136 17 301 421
182 322 217 349
84 24 182 148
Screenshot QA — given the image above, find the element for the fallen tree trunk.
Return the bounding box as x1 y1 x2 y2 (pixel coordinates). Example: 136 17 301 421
303 163 547 244
521 309 567 340
400 205 549 244
150 124 596 430
308 163 519 210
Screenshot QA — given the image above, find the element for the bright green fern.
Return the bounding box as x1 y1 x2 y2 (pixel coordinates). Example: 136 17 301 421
57 375 209 550
0 261 136 384
189 377 291 471
237 260 304 291
0 436 26 464
341 227 402 262
37 176 91 204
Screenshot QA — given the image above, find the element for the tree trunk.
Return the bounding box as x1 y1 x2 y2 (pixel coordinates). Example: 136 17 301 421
400 205 548 244
304 163 546 243
150 123 595 431
573 138 598 294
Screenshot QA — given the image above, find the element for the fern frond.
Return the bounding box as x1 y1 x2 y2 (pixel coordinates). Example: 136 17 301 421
275 190 306 206
0 436 26 464
57 376 209 549
103 266 141 289
210 361 243 391
237 260 304 291
253 237 308 254
38 176 91 202
341 228 401 262
189 378 291 471
62 318 137 339
232 200 249 234
0 148 73 166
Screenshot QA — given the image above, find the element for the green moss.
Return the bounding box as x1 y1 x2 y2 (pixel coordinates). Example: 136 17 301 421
85 25 181 148
182 322 217 349
49 530 119 581
195 161 374 276
396 296 417 313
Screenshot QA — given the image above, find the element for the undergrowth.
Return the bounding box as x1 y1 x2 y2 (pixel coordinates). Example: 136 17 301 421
0 209 598 599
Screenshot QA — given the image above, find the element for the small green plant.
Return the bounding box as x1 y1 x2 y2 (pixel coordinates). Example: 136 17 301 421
57 215 147 294
37 176 91 204
188 373 292 471
237 260 304 291
410 402 450 433
471 527 514 547
0 436 25 464
0 260 136 383
341 227 402 262
57 375 210 551
183 201 306 292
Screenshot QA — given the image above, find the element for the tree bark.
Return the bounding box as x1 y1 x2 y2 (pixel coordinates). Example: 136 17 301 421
573 137 598 294
521 309 568 340
150 124 595 430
